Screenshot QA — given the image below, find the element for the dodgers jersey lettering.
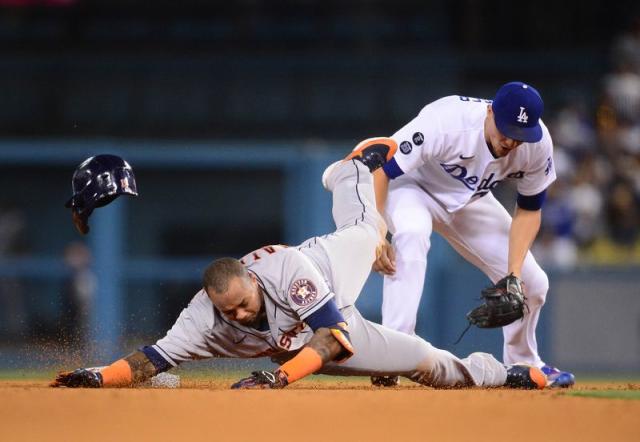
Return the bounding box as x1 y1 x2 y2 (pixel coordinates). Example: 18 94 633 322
390 96 556 212
153 245 335 366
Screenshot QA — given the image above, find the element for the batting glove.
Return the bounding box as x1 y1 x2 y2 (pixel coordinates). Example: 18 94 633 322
51 368 103 388
231 370 289 389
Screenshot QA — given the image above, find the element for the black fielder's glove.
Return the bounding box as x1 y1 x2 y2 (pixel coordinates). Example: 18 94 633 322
231 370 289 389
50 368 103 388
466 274 528 328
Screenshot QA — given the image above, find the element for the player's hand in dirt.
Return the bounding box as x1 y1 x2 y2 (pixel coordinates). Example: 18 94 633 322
373 239 396 275
230 370 288 389
50 368 103 388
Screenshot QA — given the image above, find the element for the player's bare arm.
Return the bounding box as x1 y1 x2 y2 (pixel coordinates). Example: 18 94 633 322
231 320 353 390
508 206 542 278
372 166 396 275
51 350 159 388
463 203 541 331
124 351 158 383
306 327 346 362
373 168 390 215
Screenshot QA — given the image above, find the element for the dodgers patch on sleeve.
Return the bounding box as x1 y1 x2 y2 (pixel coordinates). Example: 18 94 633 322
399 141 413 154
289 279 318 306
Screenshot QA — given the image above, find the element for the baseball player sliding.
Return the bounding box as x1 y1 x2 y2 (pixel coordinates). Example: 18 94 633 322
53 142 546 390
371 81 574 388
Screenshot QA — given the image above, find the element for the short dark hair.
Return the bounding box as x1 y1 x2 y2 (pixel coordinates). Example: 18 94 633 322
202 257 248 294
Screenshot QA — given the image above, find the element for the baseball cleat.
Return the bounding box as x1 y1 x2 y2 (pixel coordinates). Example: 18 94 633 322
541 365 575 388
504 364 546 389
345 137 398 173
370 375 399 387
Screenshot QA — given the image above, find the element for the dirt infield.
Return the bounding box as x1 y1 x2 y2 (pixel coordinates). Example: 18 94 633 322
1 378 638 442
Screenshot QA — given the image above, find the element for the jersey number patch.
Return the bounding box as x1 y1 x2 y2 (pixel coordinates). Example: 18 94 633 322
239 245 285 265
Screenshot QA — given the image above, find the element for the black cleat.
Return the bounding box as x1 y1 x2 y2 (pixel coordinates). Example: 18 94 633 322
504 364 546 390
370 375 399 387
345 137 398 173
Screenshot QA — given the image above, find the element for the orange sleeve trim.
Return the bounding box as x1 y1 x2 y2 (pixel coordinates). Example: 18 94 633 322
354 137 397 150
330 328 354 363
100 359 133 387
279 347 323 384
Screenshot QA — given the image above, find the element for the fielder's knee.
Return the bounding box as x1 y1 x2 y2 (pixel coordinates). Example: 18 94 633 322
524 267 549 308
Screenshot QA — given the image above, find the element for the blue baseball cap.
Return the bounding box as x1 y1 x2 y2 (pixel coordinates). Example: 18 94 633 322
492 81 544 143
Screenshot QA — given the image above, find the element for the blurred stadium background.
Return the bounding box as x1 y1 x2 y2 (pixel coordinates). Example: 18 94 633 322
0 0 638 376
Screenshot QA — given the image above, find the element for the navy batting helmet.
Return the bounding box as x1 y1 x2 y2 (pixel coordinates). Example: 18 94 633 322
65 154 138 234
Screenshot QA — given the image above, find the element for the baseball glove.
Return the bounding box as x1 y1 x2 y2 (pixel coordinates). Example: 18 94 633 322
466 274 527 328
50 368 103 388
231 370 288 389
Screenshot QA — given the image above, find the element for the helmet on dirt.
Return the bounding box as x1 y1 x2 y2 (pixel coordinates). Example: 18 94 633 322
65 154 138 215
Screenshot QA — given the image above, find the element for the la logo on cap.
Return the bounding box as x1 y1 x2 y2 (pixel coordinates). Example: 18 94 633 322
492 81 544 143
516 107 528 124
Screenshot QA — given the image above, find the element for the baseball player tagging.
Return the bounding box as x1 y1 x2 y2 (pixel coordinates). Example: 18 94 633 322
372 81 574 388
52 140 545 390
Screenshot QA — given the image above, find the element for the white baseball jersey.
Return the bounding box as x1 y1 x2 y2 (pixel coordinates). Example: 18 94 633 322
380 95 557 368
387 95 556 212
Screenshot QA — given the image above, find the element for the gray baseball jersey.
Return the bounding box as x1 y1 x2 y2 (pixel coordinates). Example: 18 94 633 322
150 159 508 388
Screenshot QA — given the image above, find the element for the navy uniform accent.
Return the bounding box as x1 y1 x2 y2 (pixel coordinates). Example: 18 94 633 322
304 298 353 360
304 298 345 331
382 158 404 179
516 190 547 211
141 345 172 373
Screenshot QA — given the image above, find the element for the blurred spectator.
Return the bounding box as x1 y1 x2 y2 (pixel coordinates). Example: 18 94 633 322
532 229 578 271
568 152 606 248
533 179 578 270
0 206 28 340
602 63 640 125
551 101 597 158
561 17 640 266
586 179 640 264
534 26 640 267
611 16 640 75
58 241 95 349
606 179 640 246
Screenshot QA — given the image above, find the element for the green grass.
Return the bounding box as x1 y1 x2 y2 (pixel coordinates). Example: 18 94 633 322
572 374 640 382
0 370 56 380
566 390 640 401
2 369 640 392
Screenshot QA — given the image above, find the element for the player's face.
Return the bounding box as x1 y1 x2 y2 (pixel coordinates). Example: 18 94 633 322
208 273 264 327
484 106 523 157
